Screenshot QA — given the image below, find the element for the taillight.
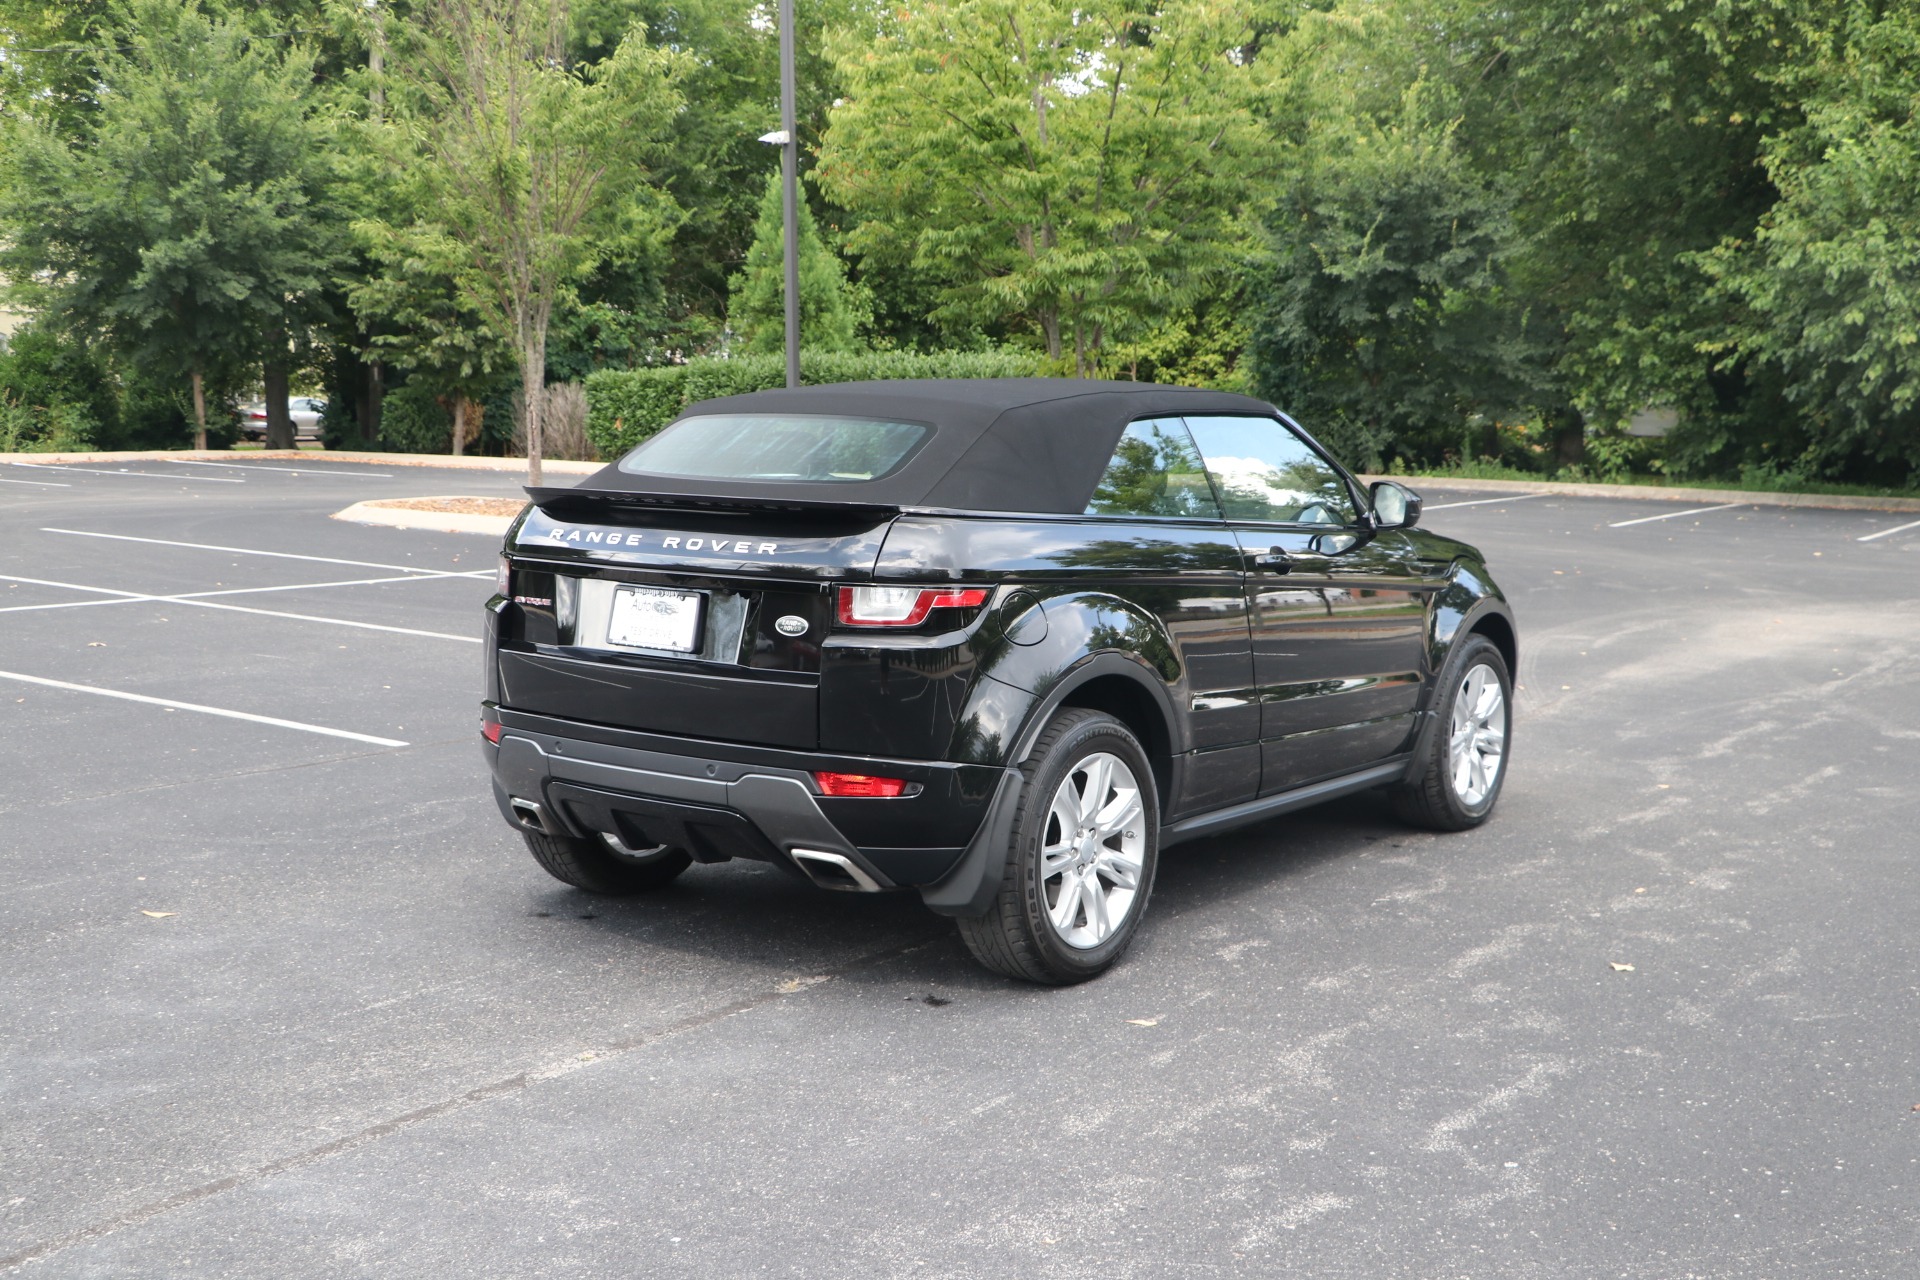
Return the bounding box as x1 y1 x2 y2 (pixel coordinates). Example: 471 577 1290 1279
482 717 503 744
495 555 511 596
835 585 990 628
814 771 910 798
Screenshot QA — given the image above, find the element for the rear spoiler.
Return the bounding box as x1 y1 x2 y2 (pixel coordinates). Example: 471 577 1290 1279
524 485 900 522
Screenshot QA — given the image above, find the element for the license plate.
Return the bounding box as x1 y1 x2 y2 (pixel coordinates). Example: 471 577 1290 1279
607 585 704 653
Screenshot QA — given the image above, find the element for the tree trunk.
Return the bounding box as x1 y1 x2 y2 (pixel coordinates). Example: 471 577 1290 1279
1551 407 1586 469
451 394 467 458
263 349 295 451
190 369 207 451
1040 309 1062 362
367 361 385 446
522 341 545 487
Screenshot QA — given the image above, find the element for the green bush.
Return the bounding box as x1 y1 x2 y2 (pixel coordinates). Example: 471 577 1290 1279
0 397 97 453
584 349 1041 458
377 381 452 454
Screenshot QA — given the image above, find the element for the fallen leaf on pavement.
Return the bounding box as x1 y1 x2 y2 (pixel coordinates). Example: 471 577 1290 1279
776 975 829 994
87 641 107 648
1609 961 1635 972
1125 1018 1159 1027
139 910 176 918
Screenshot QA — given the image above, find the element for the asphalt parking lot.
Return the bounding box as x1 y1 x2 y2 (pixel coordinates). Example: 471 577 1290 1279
3 456 1918 1277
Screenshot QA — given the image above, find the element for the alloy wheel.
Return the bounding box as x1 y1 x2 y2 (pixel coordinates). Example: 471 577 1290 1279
1448 663 1507 807
1039 752 1147 949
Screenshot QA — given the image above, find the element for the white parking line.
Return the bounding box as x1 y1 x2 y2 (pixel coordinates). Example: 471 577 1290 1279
1422 493 1550 511
0 476 71 487
1608 502 1744 528
1857 517 1920 543
0 572 481 641
41 528 492 578
162 458 394 478
10 462 244 483
0 669 408 747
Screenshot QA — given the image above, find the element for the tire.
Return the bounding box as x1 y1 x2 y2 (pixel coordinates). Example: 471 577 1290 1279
1391 634 1512 832
522 828 692 894
957 709 1160 985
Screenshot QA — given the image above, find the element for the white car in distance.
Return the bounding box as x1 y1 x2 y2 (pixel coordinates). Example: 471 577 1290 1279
241 397 326 442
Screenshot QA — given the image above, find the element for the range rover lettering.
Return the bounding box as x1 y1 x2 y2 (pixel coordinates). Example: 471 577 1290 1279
482 380 1516 984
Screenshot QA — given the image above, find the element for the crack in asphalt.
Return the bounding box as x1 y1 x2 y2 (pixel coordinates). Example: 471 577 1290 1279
0 933 941 1273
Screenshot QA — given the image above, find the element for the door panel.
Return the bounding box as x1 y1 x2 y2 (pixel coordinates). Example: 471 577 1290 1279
1180 414 1436 793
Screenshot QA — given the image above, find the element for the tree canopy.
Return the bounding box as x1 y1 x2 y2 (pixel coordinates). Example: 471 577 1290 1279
1 0 1916 489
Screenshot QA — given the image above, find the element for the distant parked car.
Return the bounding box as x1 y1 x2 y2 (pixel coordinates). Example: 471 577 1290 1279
240 397 326 442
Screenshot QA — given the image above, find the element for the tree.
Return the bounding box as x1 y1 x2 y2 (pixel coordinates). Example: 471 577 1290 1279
816 0 1271 374
728 172 862 354
1699 2 1920 482
350 225 514 454
0 0 340 449
383 0 684 483
1247 91 1544 470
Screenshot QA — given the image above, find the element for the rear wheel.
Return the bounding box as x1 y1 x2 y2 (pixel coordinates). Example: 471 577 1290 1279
1392 635 1511 831
523 828 692 894
957 709 1159 985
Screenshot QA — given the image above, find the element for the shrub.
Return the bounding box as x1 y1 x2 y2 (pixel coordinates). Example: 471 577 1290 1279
377 381 451 454
584 349 1041 458
0 397 97 453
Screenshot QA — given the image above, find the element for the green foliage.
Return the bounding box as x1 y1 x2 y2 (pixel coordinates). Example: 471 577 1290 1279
377 0 686 478
817 0 1274 373
584 348 1041 455
728 173 863 355
0 397 96 453
376 380 454 453
1247 88 1544 471
0 0 340 444
1697 2 1920 480
0 325 119 443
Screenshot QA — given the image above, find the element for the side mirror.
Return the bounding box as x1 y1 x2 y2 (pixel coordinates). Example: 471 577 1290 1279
1369 480 1422 530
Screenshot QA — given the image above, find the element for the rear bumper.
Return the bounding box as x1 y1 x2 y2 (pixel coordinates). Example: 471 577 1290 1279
484 706 1012 899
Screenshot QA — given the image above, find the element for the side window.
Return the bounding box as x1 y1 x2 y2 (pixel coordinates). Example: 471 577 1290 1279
1181 415 1357 526
1085 417 1222 519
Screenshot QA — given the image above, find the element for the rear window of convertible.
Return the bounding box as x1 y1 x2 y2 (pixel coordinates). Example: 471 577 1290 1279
617 413 932 484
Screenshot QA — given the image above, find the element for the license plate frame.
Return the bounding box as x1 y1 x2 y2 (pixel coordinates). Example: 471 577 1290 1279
606 584 705 654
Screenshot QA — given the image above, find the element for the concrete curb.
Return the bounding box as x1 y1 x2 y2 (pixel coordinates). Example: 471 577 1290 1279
1370 474 1920 514
0 448 600 474
333 499 525 537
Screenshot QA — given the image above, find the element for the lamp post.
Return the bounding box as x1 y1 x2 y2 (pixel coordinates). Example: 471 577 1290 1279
760 0 801 390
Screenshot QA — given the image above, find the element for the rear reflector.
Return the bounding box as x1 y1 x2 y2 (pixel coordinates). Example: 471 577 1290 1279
813 771 909 798
482 719 504 744
836 585 990 627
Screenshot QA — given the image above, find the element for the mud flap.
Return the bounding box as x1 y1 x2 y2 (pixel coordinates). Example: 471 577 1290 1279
918 767 1024 918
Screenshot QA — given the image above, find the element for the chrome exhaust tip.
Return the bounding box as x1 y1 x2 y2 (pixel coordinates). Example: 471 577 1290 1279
789 848 884 893
508 797 552 835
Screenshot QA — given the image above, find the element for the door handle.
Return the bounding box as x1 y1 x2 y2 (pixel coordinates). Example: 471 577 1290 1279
1248 547 1292 573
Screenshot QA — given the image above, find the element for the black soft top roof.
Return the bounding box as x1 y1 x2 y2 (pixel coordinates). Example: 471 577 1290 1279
550 378 1283 515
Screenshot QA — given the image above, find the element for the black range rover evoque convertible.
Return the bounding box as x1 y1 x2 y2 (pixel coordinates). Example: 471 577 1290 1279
483 379 1516 983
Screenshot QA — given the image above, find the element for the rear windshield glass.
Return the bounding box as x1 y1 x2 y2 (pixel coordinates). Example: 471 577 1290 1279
617 413 931 484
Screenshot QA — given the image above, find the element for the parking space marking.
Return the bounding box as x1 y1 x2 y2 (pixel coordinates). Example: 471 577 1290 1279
42 528 493 578
1 475 72 487
0 669 409 746
9 462 244 483
0 572 480 641
1422 493 1550 511
1857 517 1920 543
163 459 395 478
1608 502 1744 528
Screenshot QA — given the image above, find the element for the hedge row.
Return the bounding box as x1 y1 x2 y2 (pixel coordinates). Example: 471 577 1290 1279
582 349 1041 458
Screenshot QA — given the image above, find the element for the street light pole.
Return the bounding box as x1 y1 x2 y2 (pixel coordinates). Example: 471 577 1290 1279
778 0 800 389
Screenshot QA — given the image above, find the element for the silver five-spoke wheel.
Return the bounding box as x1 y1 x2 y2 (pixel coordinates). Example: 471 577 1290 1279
1039 751 1146 949
1448 663 1507 807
